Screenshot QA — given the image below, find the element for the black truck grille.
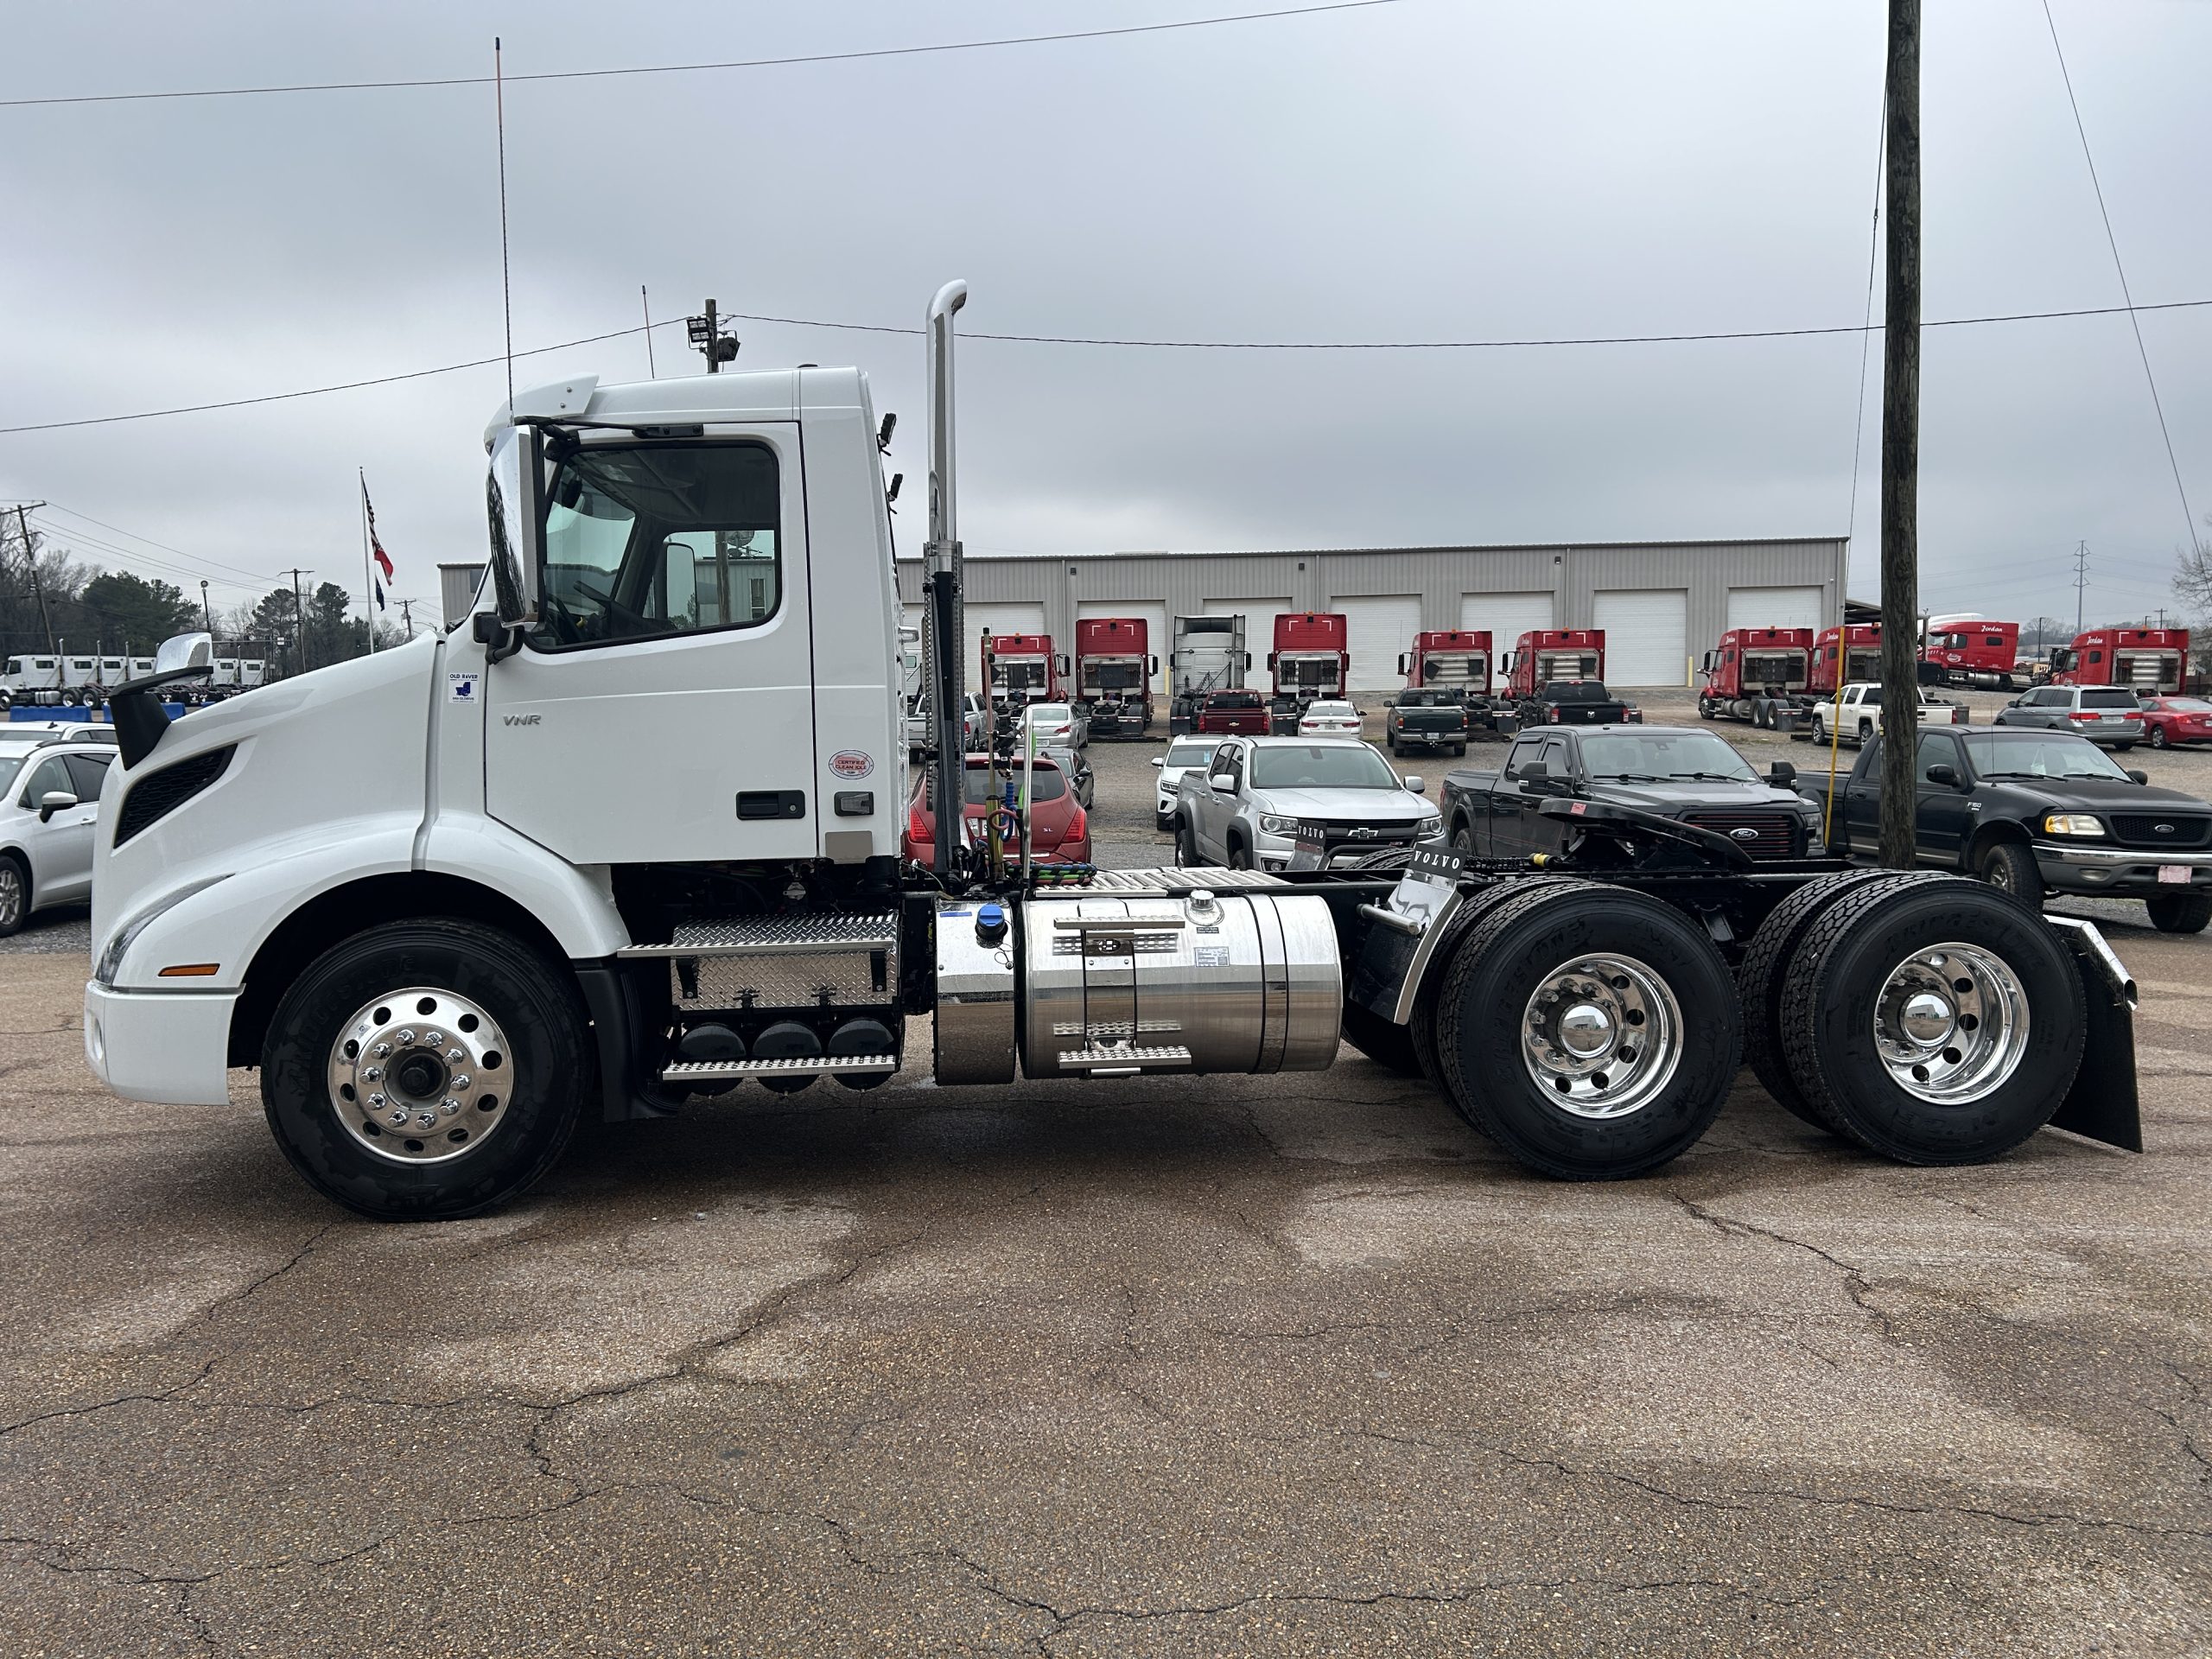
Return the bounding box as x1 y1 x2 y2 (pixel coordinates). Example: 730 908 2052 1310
1317 823 1418 852
2108 814 2212 850
1681 808 1802 861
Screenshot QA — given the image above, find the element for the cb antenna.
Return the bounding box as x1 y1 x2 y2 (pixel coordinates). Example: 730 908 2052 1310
495 37 514 415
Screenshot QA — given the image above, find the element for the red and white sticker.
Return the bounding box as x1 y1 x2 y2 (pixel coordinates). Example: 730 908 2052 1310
829 750 874 780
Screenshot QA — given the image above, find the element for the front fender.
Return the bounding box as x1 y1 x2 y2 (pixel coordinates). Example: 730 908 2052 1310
416 817 629 958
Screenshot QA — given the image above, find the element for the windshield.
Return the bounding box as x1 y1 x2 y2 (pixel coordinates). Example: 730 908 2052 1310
1963 733 2132 781
1581 731 1758 781
0 755 22 794
1164 741 1215 767
1249 743 1400 791
1396 692 1452 708
1307 702 1357 717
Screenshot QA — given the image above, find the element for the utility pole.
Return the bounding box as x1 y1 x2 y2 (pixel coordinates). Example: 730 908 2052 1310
686 299 738 372
2073 541 2090 632
399 598 415 639
11 503 56 653
288 567 313 674
200 579 213 636
1877 0 1921 870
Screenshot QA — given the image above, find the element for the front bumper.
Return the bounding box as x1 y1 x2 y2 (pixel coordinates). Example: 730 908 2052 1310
84 981 238 1107
2033 842 2212 894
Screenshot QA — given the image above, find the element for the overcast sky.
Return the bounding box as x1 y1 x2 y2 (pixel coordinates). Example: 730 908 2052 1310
3 0 2206 632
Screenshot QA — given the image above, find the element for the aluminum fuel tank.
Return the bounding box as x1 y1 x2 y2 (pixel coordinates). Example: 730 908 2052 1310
1018 890 1340 1078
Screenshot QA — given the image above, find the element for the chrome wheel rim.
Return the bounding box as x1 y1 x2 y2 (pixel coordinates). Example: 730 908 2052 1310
326 987 513 1164
0 865 21 929
1521 953 1682 1119
1872 942 2030 1105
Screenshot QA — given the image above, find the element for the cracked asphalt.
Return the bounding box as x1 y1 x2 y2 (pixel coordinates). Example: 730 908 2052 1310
6 722 2212 1656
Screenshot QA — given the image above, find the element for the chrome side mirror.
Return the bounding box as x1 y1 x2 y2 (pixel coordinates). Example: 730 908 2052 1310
486 424 544 630
1403 775 1425 794
39 790 78 823
1150 756 1165 768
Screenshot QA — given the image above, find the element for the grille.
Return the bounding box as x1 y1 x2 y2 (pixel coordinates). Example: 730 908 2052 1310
2108 814 2212 850
113 746 233 846
1682 808 1802 861
1313 823 1419 854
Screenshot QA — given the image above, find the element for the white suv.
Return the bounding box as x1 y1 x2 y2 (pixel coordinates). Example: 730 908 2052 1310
0 737 118 936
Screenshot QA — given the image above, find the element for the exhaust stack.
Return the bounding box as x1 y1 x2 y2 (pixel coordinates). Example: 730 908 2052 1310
924 281 969 880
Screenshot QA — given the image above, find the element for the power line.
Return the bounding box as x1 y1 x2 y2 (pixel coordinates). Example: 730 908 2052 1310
39 501 286 585
0 2 1408 110
7 295 2211 441
28 517 270 600
2040 0 2201 555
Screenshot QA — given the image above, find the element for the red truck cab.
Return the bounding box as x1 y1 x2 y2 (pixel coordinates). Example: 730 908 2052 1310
1922 620 2021 689
1809 625 1883 696
1503 630 1605 699
1071 617 1157 738
1699 626 1813 721
2050 626 2189 696
1397 630 1492 700
1268 613 1349 709
981 632 1064 710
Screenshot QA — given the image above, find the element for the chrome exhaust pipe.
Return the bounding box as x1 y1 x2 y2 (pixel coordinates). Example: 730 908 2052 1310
925 280 969 879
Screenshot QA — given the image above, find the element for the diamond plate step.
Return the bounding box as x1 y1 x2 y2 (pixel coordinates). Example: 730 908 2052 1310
1056 1044 1193 1071
620 912 899 959
662 1054 900 1083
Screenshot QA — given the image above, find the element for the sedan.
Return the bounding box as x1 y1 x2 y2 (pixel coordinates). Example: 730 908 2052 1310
1038 744 1094 809
2140 695 2212 750
1298 699 1363 737
0 739 117 936
903 753 1090 868
1021 701 1088 750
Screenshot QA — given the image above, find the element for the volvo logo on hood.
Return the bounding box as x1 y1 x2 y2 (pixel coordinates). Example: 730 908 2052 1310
1729 826 1762 841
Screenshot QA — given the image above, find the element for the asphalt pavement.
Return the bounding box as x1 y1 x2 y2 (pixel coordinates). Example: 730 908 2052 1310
4 695 2211 1656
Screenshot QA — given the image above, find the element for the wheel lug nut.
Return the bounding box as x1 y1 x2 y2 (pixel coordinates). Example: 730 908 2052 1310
441 1097 461 1116
449 1076 471 1090
367 1092 386 1107
362 1065 382 1082
372 1043 391 1058
447 1047 466 1064
397 1029 416 1044
424 1031 445 1046
415 1111 438 1130
386 1109 409 1126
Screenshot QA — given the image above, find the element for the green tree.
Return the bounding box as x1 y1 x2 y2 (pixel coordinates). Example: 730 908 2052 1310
80 571 198 652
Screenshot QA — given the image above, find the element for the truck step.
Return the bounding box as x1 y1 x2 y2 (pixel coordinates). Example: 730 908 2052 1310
1057 1044 1193 1072
620 912 899 959
1082 867 1285 891
661 1054 900 1083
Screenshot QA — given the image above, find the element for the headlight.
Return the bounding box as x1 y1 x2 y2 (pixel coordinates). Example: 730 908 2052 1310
93 873 232 987
2042 813 2104 837
1415 815 1443 838
1257 814 1299 835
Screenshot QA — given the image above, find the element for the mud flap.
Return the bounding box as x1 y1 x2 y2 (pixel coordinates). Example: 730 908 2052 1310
1345 848 1467 1023
2044 917 2141 1154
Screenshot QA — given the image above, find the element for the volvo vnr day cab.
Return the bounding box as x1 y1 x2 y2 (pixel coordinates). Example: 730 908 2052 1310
82 283 2139 1222
1166 613 1249 734
1268 613 1349 726
1698 627 1815 728
981 632 1063 713
1922 618 2021 690
2049 627 2189 696
1397 630 1492 704
1071 617 1156 739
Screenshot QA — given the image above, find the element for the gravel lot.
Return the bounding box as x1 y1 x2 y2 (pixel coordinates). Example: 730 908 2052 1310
4 698 2210 1656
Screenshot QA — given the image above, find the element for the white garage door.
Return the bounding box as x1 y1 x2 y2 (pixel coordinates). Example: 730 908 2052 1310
1726 586 1827 632
1077 598 1169 690
1458 592 1555 654
965 601 1048 689
1592 589 1689 686
1337 594 1421 693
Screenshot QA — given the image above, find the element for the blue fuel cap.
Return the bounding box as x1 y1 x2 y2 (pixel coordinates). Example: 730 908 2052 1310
975 903 1008 944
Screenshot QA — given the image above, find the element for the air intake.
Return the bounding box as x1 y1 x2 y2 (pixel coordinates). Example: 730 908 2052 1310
114 746 233 846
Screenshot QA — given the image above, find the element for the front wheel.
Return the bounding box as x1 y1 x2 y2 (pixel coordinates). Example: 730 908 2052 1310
261 919 591 1220
0 855 27 938
1174 817 1199 868
2148 891 2212 934
1977 839 2044 908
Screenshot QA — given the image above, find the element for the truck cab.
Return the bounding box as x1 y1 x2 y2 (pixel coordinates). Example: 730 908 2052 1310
1809 625 1882 696
982 632 1064 713
1268 613 1349 717
1397 630 1491 703
1699 627 1813 722
1071 617 1156 738
1921 620 2021 689
1503 630 1604 700
2049 627 2188 696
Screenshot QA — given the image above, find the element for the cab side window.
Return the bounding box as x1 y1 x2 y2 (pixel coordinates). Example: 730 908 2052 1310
1914 732 1959 785
1503 737 1544 779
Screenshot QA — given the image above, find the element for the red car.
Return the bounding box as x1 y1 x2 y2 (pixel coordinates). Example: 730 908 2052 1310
1196 689 1271 735
903 754 1090 868
2140 695 2212 750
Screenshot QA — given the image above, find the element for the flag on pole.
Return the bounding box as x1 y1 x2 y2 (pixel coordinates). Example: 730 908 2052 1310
364 482 395 582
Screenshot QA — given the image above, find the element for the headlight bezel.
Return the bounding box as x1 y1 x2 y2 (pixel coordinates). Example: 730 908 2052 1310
93 873 232 988
1256 813 1299 836
2041 812 2105 838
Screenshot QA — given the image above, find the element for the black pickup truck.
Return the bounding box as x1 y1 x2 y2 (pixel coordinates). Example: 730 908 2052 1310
1440 724 1820 861
1795 725 2212 932
1382 688 1470 755
1512 678 1643 730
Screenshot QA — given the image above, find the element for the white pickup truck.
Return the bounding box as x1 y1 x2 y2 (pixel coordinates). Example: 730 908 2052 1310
1808 682 1969 748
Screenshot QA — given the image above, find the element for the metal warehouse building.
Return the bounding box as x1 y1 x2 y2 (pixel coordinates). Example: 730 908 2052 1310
893 537 1849 693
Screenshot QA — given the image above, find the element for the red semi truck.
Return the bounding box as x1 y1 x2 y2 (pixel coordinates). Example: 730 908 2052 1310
1397 630 1492 702
1922 620 2022 689
1268 613 1350 727
1697 627 1815 726
1809 625 1884 696
1502 629 1605 699
980 632 1064 711
2049 626 2189 695
1071 617 1158 738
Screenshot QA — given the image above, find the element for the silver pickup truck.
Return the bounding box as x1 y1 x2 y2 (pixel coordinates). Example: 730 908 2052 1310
1172 734 1442 870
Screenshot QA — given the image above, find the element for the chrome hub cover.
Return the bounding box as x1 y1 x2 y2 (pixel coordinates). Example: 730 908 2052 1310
1872 943 2030 1104
326 988 512 1164
1520 954 1682 1120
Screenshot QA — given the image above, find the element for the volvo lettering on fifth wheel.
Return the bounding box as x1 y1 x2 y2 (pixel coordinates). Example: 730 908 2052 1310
81 282 2139 1223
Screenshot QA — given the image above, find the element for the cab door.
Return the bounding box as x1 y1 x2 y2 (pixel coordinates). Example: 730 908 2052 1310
484 429 817 864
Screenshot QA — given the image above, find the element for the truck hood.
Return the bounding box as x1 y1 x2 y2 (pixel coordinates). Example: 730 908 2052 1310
1593 779 1809 815
1249 786 1435 822
1988 776 2210 814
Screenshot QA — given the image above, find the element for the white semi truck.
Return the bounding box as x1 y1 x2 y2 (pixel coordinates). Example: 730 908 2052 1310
80 284 2140 1221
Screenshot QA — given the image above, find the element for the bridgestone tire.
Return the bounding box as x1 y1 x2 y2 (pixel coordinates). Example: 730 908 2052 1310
2148 891 2212 934
1776 877 2084 1165
1736 869 1953 1131
1977 839 2044 909
1432 882 1741 1179
262 919 591 1221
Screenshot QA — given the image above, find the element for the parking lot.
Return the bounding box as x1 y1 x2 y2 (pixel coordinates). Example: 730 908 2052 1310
5 697 2212 1656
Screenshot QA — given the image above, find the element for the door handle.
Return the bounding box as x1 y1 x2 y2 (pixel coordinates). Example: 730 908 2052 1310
736 790 807 821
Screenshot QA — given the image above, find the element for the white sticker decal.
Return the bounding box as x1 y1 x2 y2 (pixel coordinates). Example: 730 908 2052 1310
448 672 479 703
829 749 874 780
